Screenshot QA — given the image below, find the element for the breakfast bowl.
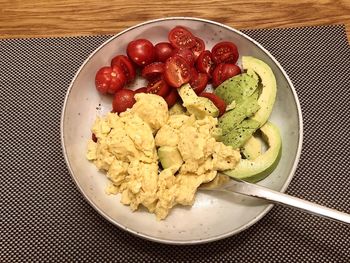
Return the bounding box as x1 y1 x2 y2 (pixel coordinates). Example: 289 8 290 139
61 17 303 244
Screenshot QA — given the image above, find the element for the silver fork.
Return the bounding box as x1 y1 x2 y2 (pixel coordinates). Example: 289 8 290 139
201 174 350 224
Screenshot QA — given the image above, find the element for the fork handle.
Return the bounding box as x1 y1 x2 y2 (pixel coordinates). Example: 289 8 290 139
227 181 350 224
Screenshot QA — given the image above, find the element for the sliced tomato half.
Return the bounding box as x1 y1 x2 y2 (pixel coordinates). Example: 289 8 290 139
164 55 191 88
168 26 196 49
199 92 227 116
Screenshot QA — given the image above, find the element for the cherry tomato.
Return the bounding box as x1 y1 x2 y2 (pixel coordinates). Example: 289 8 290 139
111 55 136 82
141 62 165 81
164 55 191 88
211 41 239 64
154 42 174 62
112 89 136 113
189 68 209 94
196 50 215 78
127 39 155 66
164 89 179 108
212 63 242 87
95 65 126 95
191 37 205 60
134 87 148 93
172 48 195 67
146 78 171 97
91 133 97 142
199 92 227 116
168 26 196 49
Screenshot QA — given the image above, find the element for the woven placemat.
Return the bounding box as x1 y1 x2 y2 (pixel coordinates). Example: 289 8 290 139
1 25 350 262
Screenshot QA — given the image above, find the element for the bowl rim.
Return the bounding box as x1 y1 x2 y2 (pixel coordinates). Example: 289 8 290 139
60 16 304 245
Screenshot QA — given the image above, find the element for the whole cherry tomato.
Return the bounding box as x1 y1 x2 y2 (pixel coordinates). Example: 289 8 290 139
127 39 155 67
95 65 126 95
112 89 136 113
154 42 174 62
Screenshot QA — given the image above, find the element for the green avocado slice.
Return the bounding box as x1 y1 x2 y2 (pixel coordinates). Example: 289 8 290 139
242 56 277 127
214 73 259 105
241 135 262 160
158 146 183 172
219 119 260 149
224 122 282 183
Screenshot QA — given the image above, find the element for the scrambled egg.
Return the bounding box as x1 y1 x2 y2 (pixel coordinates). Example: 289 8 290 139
86 93 240 220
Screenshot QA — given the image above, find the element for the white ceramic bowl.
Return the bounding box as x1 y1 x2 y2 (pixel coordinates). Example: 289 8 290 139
61 17 303 244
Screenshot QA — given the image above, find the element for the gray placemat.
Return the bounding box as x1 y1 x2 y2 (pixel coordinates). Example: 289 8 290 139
1 25 350 262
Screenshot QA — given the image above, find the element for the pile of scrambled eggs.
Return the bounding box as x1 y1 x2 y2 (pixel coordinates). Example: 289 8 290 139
86 93 240 220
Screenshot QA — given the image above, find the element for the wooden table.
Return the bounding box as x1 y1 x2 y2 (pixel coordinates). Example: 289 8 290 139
1 0 350 40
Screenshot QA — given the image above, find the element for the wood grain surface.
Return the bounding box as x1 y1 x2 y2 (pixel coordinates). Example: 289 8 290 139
0 0 350 40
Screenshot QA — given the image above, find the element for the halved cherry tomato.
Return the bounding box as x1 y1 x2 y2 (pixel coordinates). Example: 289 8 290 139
95 65 126 95
200 92 227 116
127 39 155 66
168 26 196 49
164 55 191 88
112 89 136 113
111 55 136 82
189 68 209 94
211 41 239 64
141 62 165 81
196 50 215 78
191 37 205 60
212 63 241 87
134 87 148 93
91 133 97 142
146 78 171 97
164 89 179 108
172 48 195 67
154 42 174 62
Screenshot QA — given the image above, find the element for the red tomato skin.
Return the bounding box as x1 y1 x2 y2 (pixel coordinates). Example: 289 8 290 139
164 55 191 88
189 68 208 94
168 26 196 49
127 39 155 67
95 65 127 95
212 63 241 87
164 89 179 108
110 55 136 82
134 87 148 93
196 50 215 78
191 37 205 60
146 78 171 98
91 133 97 142
112 89 136 113
199 92 227 116
154 42 174 62
172 48 195 67
211 41 239 64
141 62 165 81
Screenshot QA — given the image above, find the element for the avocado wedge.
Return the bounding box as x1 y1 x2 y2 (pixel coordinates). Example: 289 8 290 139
242 56 277 127
224 122 281 183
